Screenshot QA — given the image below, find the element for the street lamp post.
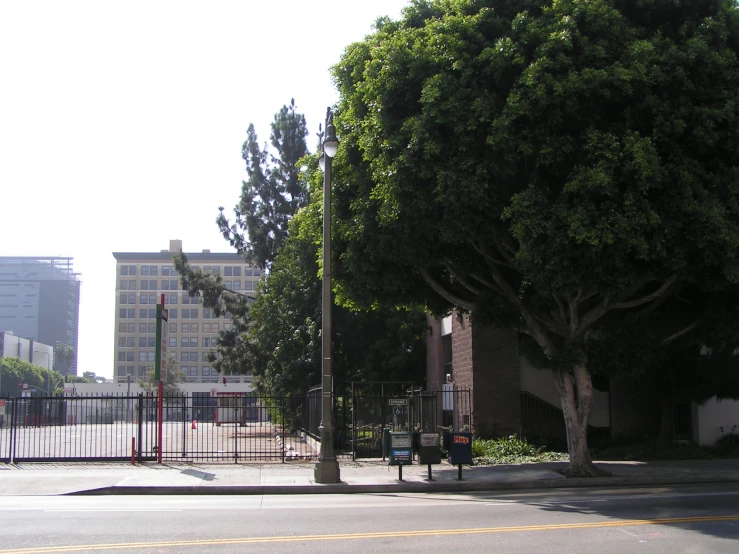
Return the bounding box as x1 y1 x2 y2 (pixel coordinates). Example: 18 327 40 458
314 107 341 484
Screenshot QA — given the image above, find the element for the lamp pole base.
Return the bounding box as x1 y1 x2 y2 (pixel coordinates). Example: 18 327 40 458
314 459 341 484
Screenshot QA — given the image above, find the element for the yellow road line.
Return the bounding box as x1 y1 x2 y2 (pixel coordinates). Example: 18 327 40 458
2 514 738 553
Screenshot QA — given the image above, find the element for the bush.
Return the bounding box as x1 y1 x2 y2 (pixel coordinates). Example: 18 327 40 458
712 425 739 457
472 435 568 465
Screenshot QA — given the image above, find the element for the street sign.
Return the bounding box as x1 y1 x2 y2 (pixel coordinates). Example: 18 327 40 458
155 304 169 382
0 399 5 417
388 398 408 406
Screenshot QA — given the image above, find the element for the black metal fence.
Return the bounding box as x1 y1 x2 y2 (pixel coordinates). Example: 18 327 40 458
0 393 317 463
302 386 472 459
1 387 473 463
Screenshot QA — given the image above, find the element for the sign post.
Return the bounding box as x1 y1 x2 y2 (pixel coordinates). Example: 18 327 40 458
154 295 168 464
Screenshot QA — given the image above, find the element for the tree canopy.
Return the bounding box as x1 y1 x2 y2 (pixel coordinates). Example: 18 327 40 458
217 98 310 270
0 357 64 396
328 0 739 475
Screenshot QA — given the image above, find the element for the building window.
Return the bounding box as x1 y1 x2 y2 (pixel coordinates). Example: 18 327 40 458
128 323 135 333
169 337 176 347
162 266 170 276
140 280 148 291
233 267 241 277
127 309 135 318
140 294 148 305
190 309 198 319
150 266 158 276
126 352 135 361
118 337 126 347
128 280 136 290
119 309 127 318
224 267 232 276
190 323 198 333
245 267 253 277
224 323 232 331
161 280 169 290
118 352 126 361
148 309 156 318
141 266 149 276
253 268 261 276
442 334 453 381
181 337 189 347
233 281 241 291
212 266 220 275
244 281 253 291
225 281 232 289
138 366 147 377
169 323 177 333
182 310 189 319
169 309 177 319
202 366 210 376
202 337 210 347
149 280 157 290
127 337 135 348
119 323 127 332
211 323 219 332
120 280 128 291
181 323 190 333
202 323 209 333
167 293 177 304
203 308 212 319
202 352 210 361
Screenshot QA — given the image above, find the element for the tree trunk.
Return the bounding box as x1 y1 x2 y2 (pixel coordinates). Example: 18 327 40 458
553 363 610 478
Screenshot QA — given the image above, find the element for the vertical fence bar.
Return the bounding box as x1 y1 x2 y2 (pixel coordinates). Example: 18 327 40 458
137 393 143 462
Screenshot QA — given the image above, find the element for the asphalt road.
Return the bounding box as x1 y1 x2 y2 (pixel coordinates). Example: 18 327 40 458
0 483 737 553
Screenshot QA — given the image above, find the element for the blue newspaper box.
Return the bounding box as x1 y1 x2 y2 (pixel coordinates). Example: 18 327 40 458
447 432 473 465
389 432 413 466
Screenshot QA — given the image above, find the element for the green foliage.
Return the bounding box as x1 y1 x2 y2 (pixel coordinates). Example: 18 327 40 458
472 435 568 465
0 357 64 396
138 356 185 396
53 342 75 374
217 98 310 270
327 0 739 470
246 208 428 396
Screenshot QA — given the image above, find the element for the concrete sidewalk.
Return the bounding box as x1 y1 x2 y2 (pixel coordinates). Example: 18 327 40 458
1 458 738 496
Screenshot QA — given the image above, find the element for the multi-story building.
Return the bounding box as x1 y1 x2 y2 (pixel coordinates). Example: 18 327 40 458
0 256 80 374
112 240 260 384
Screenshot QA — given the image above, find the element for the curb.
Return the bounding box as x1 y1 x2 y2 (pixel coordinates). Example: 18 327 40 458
66 473 739 496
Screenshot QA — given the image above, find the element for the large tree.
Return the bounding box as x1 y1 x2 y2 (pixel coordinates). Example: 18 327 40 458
217 98 310 270
175 101 311 375
327 0 739 476
246 203 427 397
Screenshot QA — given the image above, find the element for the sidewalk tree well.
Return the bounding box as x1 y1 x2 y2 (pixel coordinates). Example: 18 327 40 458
327 0 739 476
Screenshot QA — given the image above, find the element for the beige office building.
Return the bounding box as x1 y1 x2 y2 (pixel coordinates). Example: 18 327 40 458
112 240 259 384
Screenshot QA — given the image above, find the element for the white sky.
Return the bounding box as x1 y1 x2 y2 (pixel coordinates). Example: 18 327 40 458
0 0 408 378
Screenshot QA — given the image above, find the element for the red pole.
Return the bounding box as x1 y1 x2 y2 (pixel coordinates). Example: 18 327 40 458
157 380 163 464
131 437 135 465
157 294 165 464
